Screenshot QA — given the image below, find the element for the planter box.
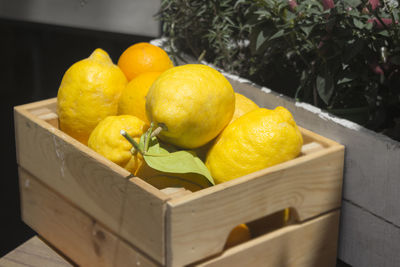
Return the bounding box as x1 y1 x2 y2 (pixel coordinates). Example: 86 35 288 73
14 97 344 266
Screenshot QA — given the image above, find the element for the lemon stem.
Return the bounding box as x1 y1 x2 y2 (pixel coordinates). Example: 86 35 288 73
151 126 164 138
120 130 143 155
144 123 154 153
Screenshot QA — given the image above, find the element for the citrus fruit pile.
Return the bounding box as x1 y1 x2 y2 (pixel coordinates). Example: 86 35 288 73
56 41 304 248
56 41 303 190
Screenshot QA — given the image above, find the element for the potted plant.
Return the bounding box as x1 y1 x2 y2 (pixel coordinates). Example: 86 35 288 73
158 0 400 141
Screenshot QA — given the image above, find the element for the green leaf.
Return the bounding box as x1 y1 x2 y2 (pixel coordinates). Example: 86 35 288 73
378 30 390 37
337 77 353 84
268 29 285 41
300 25 314 37
343 0 362 7
143 140 215 186
353 18 364 29
316 68 334 105
256 30 268 51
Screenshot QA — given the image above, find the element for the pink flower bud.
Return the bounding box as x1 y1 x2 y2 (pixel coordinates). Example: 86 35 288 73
369 0 380 10
322 0 335 10
367 18 395 29
369 62 384 75
288 0 298 10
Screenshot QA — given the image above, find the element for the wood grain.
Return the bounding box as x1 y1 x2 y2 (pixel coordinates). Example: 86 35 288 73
14 98 130 235
119 178 169 264
165 131 344 266
19 168 118 266
14 97 345 267
15 98 170 264
114 239 161 267
0 236 73 267
196 210 340 267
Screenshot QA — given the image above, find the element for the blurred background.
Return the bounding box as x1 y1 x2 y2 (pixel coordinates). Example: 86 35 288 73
0 0 160 256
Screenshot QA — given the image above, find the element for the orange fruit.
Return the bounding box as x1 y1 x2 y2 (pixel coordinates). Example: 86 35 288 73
225 224 251 249
117 42 173 81
118 72 162 124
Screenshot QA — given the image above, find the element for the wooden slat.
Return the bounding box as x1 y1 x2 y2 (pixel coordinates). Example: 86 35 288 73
0 236 73 267
161 187 192 199
301 141 324 155
196 211 340 267
14 98 130 235
114 239 161 267
14 97 344 267
14 98 169 264
119 178 169 264
166 143 344 266
19 168 118 267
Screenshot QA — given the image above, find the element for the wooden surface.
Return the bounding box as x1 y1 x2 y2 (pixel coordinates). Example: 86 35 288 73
0 236 73 267
166 129 344 266
14 98 168 264
14 98 344 267
14 98 130 235
119 177 169 263
197 210 340 267
338 200 400 267
18 168 158 267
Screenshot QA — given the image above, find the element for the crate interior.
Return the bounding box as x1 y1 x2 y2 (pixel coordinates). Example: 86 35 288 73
19 98 343 266
26 98 337 199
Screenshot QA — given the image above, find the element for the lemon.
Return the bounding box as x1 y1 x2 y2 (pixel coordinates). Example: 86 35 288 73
205 107 303 184
194 93 258 161
57 49 127 145
88 115 148 174
230 93 259 124
118 72 162 125
146 64 235 149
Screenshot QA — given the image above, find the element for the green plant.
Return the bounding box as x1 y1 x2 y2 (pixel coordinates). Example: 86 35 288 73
158 0 400 141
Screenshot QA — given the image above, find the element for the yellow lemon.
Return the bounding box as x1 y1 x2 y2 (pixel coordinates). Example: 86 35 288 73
205 107 303 184
88 115 148 174
194 93 258 161
57 49 127 145
230 93 259 124
146 64 235 149
118 72 162 124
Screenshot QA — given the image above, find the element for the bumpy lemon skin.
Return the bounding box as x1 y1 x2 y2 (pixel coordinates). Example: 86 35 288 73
205 107 303 184
88 115 148 174
145 64 235 149
57 49 128 145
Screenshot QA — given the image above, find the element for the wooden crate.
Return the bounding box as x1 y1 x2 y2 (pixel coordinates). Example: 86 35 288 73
14 97 344 267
